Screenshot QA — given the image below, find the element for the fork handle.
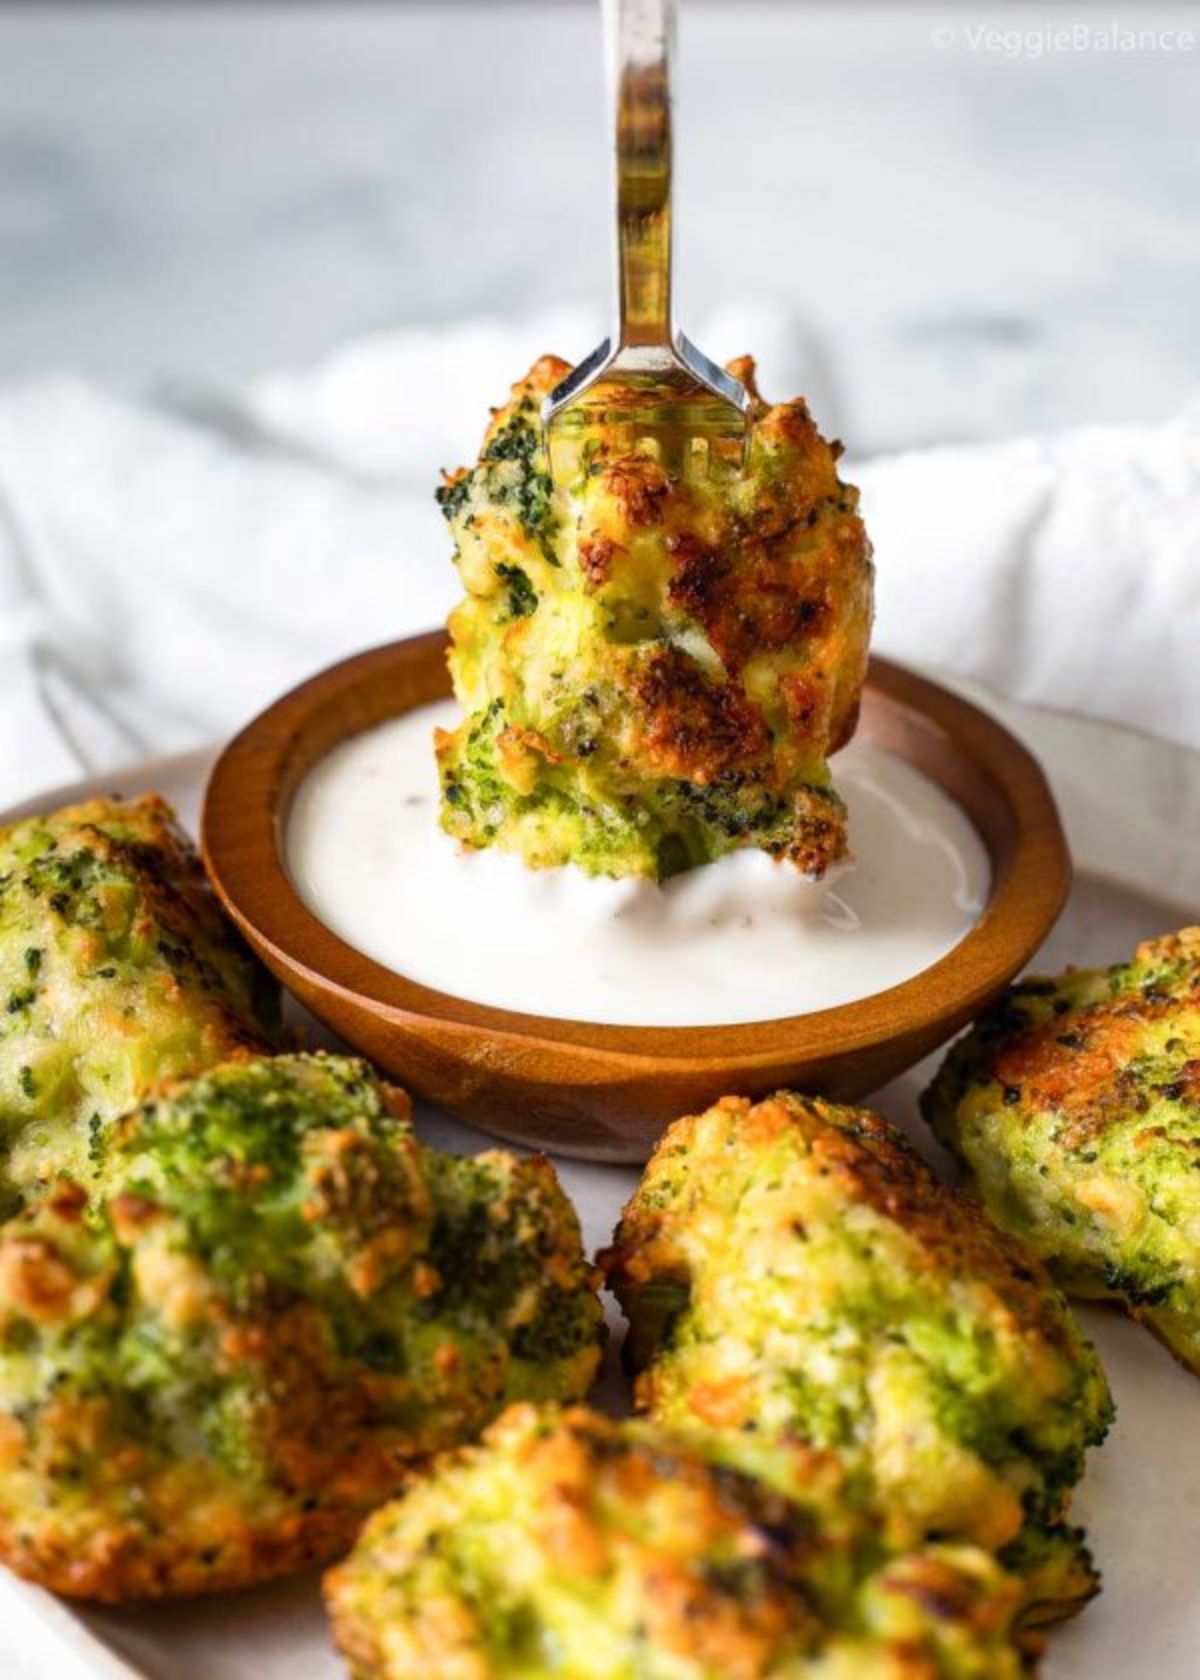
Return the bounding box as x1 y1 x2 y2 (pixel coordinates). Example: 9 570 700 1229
607 0 675 353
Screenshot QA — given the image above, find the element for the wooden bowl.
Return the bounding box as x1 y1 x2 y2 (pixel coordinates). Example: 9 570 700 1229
201 635 1070 1162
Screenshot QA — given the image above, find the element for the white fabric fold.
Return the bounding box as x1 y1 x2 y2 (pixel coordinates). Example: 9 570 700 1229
859 415 1200 754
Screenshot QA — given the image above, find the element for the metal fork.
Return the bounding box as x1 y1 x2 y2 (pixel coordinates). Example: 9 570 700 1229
542 0 751 485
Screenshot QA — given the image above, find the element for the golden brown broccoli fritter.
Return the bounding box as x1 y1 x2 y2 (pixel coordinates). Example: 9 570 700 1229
0 1054 603 1602
0 796 280 1202
435 356 873 880
923 927 1200 1372
601 1093 1111 1627
325 1403 1028 1680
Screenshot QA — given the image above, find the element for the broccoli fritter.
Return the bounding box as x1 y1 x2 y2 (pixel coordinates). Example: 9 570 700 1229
0 1054 604 1601
923 926 1200 1372
601 1093 1111 1625
435 356 873 880
325 1403 1028 1680
0 796 280 1203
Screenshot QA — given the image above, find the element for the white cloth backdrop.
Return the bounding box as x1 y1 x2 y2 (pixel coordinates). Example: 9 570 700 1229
0 310 1198 809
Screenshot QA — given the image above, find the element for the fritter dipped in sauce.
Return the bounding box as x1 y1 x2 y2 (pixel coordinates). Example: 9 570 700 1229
436 357 873 879
326 1403 1028 1680
0 1054 603 1601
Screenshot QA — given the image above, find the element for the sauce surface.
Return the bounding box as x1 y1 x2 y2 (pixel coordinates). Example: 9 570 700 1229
287 701 989 1028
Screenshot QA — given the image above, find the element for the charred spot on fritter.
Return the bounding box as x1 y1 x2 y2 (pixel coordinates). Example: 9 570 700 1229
630 646 770 782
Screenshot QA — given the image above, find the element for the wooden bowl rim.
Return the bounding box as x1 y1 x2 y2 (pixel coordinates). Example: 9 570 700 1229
201 636 1070 1070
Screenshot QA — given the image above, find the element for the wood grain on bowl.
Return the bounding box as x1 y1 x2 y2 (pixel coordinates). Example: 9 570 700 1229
200 635 1070 1162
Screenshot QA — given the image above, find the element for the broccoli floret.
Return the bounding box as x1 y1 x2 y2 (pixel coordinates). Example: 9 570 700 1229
494 563 538 620
480 412 558 557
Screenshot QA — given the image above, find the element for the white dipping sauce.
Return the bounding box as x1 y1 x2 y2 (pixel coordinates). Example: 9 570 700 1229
287 700 989 1027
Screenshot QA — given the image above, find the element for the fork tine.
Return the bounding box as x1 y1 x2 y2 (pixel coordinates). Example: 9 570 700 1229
542 0 750 485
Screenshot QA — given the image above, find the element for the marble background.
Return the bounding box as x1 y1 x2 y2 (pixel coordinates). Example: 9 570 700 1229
1 0 1197 455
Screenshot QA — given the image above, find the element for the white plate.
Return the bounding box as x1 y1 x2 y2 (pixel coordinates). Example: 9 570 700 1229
1 694 1199 1680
